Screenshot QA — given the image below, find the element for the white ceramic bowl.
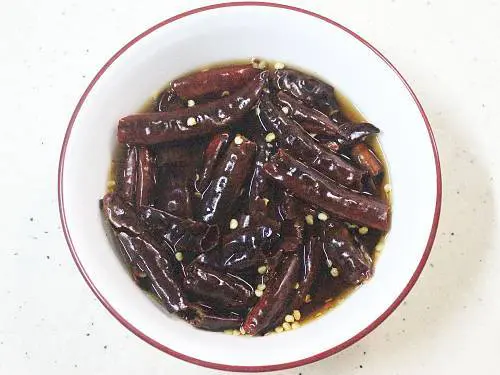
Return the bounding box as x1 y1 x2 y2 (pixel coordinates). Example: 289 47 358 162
58 3 441 372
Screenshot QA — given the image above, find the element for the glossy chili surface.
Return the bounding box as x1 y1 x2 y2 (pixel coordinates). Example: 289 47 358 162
117 71 268 145
263 150 390 231
171 64 260 99
102 60 391 336
258 97 366 190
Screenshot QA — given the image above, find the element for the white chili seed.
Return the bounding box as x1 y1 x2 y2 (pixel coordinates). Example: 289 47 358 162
234 135 244 145
317 212 329 221
265 132 276 143
282 322 292 331
384 183 392 193
305 215 314 225
284 314 295 323
229 219 239 230
274 62 285 70
257 265 268 275
258 60 268 69
291 322 300 330
221 90 230 97
224 329 233 335
281 106 290 114
186 117 197 126
305 294 312 303
315 312 323 318
263 198 270 206
175 252 184 261
255 289 263 297
274 326 284 333
187 99 195 107
232 329 241 336
294 282 300 290
358 226 369 235
330 267 340 277
293 310 301 321
257 283 266 291
194 191 202 198
375 243 385 252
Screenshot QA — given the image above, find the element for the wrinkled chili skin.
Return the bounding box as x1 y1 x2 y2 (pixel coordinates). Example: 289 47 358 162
318 138 341 153
292 235 321 309
102 193 146 235
277 189 316 226
322 222 373 285
136 146 156 207
265 247 284 276
102 193 182 265
172 64 261 99
198 136 257 224
248 149 269 204
115 145 137 203
117 71 268 145
275 91 340 137
155 140 205 167
190 250 221 271
258 98 365 190
247 142 281 216
186 303 243 331
113 230 149 288
242 254 300 336
271 69 340 115
139 206 220 255
155 166 194 218
183 263 254 309
108 223 137 267
219 220 281 270
156 88 183 112
117 231 188 313
103 218 149 288
263 150 390 231
350 143 383 177
337 122 380 146
277 191 304 221
226 213 249 230
196 133 230 193
353 228 382 257
308 151 366 192
279 220 304 253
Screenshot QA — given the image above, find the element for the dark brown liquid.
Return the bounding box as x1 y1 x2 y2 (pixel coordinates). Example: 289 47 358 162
107 59 390 332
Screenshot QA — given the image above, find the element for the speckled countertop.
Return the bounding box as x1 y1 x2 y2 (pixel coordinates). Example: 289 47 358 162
1 0 499 374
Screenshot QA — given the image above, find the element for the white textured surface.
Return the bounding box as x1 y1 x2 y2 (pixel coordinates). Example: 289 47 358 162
0 0 498 374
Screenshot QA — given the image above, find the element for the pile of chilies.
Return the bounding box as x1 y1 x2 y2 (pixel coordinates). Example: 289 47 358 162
102 63 390 336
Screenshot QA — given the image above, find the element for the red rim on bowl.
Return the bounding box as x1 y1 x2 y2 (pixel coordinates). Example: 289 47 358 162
58 2 442 372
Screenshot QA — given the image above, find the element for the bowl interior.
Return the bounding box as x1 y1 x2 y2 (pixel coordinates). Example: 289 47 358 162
60 4 439 369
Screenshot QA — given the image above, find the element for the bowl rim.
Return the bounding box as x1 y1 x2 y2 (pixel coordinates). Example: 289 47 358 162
58 1 442 372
